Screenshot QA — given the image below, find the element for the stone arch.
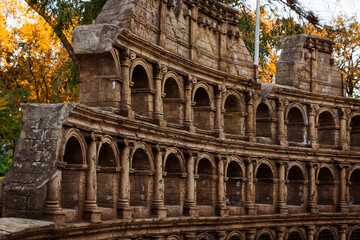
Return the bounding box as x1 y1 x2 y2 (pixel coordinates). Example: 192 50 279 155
285 103 308 144
96 136 120 214
223 91 245 135
96 136 120 168
60 128 87 165
129 142 154 217
256 229 275 240
350 115 360 147
226 231 244 240
162 71 185 125
130 142 155 172
348 225 360 240
316 226 337 240
286 227 305 240
255 101 273 139
60 128 87 220
255 160 275 205
163 148 186 216
167 235 182 240
286 162 306 206
196 232 214 240
130 58 154 118
225 156 245 207
317 166 335 205
349 167 360 205
316 108 338 146
192 82 215 131
196 153 216 208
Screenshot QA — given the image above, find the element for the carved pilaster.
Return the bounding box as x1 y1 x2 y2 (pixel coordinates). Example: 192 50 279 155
277 160 288 214
276 98 288 146
246 92 255 142
153 63 168 126
120 48 135 119
308 104 318 149
184 75 197 132
152 144 167 218
245 157 257 215
184 151 199 216
308 162 319 213
340 108 351 151
339 162 350 213
216 155 228 216
215 85 226 139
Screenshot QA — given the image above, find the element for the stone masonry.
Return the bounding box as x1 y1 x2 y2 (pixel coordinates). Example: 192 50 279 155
1 0 360 239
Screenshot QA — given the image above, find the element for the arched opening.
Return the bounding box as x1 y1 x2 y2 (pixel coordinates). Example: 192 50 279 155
131 65 152 118
61 136 86 221
224 95 243 135
226 161 243 206
255 164 273 204
164 153 184 217
229 236 241 240
350 169 360 205
193 88 213 131
317 229 335 240
163 78 183 125
96 142 118 219
318 112 336 146
258 233 272 240
350 116 360 147
130 148 153 217
350 228 360 240
287 231 303 240
318 168 334 205
287 166 304 206
196 158 215 207
287 107 307 144
256 103 272 138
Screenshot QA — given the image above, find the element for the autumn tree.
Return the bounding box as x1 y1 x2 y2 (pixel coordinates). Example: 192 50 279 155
0 0 78 175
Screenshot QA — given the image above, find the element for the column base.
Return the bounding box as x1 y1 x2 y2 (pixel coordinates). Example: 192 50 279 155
214 129 225 139
184 122 195 133
216 206 229 217
277 202 288 214
308 203 318 214
311 142 319 150
339 203 349 213
153 117 165 127
277 138 288 146
152 206 167 219
84 209 102 223
117 207 132 219
245 203 256 215
341 143 349 152
44 211 66 224
184 205 199 217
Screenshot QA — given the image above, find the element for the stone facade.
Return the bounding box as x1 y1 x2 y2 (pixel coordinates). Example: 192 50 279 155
1 0 360 239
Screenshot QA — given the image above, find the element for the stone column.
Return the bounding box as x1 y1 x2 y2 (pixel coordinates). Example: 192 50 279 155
245 158 256 215
189 5 198 61
216 231 227 240
277 227 286 240
277 98 287 146
118 139 133 219
184 151 199 216
216 155 228 216
308 105 318 149
84 133 101 223
246 92 255 142
44 169 65 223
120 49 134 119
277 161 288 214
306 225 316 240
308 163 318 213
246 229 257 240
339 225 348 240
184 232 197 240
152 145 167 218
339 163 350 213
340 108 350 151
153 64 166 126
184 76 196 132
214 86 225 138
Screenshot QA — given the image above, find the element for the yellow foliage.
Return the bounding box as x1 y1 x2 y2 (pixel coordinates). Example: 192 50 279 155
0 0 78 104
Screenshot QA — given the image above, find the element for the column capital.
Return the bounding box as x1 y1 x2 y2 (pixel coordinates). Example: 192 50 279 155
185 75 197 87
277 160 289 166
339 107 351 119
216 85 227 97
276 97 288 109
308 161 319 169
153 144 167 152
339 161 351 169
308 104 319 116
246 157 257 164
154 62 168 77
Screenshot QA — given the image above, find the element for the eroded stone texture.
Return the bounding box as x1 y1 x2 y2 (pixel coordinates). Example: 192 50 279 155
2 0 360 239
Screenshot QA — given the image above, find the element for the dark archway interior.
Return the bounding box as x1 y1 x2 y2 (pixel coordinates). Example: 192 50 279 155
287 107 306 143
164 153 182 206
63 137 83 164
197 158 214 206
98 143 116 167
318 168 334 205
317 229 335 240
255 164 273 204
131 65 150 117
224 95 242 135
256 103 272 138
350 116 360 147
287 166 304 206
350 169 360 205
318 112 335 145
226 161 243 206
163 78 182 124
193 88 211 130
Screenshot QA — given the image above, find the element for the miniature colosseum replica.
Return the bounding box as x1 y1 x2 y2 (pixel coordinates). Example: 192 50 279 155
1 0 360 239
